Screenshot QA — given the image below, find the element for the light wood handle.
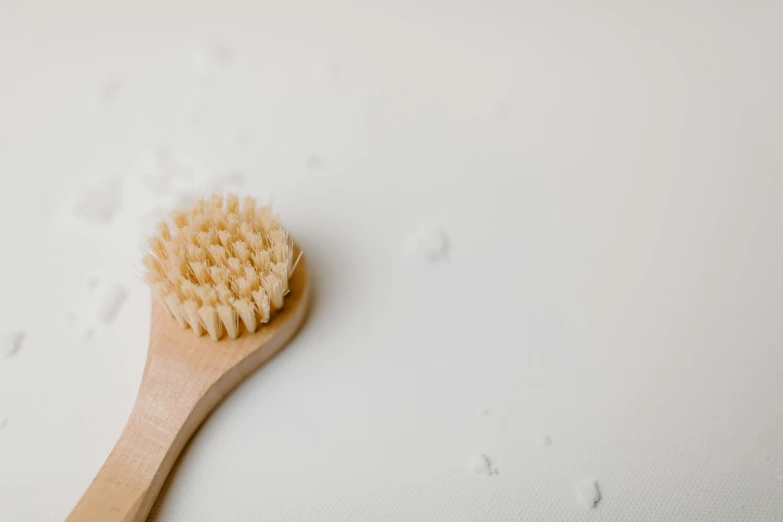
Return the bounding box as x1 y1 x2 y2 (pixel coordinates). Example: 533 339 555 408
67 362 207 522
67 254 310 521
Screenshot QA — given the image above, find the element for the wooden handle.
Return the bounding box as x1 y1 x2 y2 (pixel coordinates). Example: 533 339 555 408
67 360 208 522
68 254 310 521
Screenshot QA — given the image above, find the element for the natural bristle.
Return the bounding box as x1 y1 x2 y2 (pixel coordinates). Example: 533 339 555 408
142 193 297 341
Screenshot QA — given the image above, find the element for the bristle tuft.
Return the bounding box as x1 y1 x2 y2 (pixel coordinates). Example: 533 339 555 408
141 193 299 341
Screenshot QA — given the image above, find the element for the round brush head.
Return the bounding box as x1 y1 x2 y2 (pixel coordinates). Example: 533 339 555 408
142 194 300 341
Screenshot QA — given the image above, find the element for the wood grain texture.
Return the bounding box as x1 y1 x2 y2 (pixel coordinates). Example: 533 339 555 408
67 254 310 522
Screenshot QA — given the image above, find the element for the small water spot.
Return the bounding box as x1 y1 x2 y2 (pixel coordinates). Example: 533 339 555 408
471 454 498 477
329 61 342 78
413 227 450 262
306 155 322 169
100 76 123 105
97 285 128 324
236 132 250 147
540 434 552 447
188 44 233 75
87 277 99 292
576 480 601 509
3 331 25 359
0 418 7 430
494 103 511 120
476 408 490 417
187 101 210 126
73 177 123 223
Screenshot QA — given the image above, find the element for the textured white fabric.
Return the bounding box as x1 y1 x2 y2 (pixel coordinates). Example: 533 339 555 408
0 1 782 521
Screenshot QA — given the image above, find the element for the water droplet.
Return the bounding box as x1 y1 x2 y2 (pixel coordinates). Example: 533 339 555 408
0 418 7 430
494 103 511 120
576 480 601 509
3 331 25 359
73 178 123 223
100 76 123 105
471 454 498 477
412 227 450 262
307 155 322 169
188 43 232 75
236 132 250 147
540 434 552 447
329 61 342 78
97 285 128 324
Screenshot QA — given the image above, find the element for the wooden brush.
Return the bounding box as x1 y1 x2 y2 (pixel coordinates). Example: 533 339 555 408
67 194 310 522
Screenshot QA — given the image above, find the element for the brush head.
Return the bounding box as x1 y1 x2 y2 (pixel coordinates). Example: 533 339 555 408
142 194 300 341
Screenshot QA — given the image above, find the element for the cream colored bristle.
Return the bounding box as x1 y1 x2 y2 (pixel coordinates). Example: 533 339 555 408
225 257 240 275
215 283 233 304
217 230 232 249
225 193 239 213
182 300 205 336
234 277 253 298
172 210 189 229
198 305 222 341
190 262 210 284
164 294 188 328
233 241 249 263
217 304 239 339
191 198 207 214
209 266 229 286
234 298 257 333
157 221 171 241
149 237 167 259
142 193 299 341
251 251 270 273
252 288 271 323
262 273 285 311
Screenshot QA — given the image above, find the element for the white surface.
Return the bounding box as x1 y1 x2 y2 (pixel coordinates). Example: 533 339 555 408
1 1 782 521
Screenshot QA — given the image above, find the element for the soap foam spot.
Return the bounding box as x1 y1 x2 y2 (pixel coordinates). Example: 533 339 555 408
306 155 322 170
3 331 25 359
236 132 250 147
413 227 450 262
143 148 193 195
329 61 342 78
97 285 128 324
494 103 511 120
471 454 498 477
187 43 233 80
576 480 601 509
101 76 123 105
68 278 128 336
73 177 123 223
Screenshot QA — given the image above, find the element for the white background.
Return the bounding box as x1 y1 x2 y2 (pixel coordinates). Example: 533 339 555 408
1 1 782 520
